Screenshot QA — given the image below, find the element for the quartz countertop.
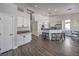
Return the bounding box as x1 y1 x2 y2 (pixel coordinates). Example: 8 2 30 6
17 30 31 34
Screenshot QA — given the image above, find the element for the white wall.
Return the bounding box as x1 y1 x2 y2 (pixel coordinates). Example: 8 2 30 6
0 3 17 15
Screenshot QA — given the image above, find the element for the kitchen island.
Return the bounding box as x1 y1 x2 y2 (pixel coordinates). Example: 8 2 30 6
42 29 65 40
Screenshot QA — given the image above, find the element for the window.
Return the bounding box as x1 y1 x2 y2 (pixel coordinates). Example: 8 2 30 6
65 19 71 30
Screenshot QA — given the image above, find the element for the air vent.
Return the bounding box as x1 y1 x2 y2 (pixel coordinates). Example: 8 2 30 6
18 7 24 12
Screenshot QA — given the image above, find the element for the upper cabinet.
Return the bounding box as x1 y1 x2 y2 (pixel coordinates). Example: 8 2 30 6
24 15 30 27
17 16 23 27
17 11 30 31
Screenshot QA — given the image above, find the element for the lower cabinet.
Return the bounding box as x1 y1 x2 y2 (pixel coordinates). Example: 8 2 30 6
17 34 24 46
17 33 32 47
24 33 32 44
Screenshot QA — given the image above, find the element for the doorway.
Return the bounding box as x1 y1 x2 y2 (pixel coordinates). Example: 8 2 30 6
65 19 71 36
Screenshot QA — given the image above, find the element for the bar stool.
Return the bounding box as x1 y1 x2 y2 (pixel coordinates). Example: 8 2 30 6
51 33 57 40
45 33 49 39
42 32 46 39
61 32 65 40
56 33 62 40
42 32 49 39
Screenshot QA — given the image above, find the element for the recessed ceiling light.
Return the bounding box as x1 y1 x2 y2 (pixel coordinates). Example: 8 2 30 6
54 9 57 12
48 8 51 11
34 5 38 8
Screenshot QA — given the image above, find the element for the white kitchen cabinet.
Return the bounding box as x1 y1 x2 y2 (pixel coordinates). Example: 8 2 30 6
17 34 24 46
17 14 30 30
17 33 32 47
17 16 23 27
0 13 16 54
25 33 32 43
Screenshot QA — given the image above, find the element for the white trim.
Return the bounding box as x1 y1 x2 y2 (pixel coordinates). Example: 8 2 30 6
12 46 18 49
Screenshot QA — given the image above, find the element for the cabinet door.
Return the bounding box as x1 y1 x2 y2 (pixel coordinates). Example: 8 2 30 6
25 33 32 43
17 34 24 46
28 33 32 42
17 16 23 27
0 14 5 53
24 34 28 43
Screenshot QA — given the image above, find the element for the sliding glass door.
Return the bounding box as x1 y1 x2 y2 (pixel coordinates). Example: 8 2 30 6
65 19 71 36
65 19 71 31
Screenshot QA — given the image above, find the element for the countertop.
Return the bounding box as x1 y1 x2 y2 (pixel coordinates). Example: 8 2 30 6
17 30 31 34
41 28 61 30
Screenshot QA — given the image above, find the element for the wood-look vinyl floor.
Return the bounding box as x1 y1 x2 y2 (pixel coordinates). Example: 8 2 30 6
1 35 79 56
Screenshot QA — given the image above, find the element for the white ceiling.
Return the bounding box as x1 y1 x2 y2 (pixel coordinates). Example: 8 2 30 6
25 3 79 16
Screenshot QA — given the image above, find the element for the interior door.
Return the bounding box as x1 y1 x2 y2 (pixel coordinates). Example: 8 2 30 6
4 15 13 51
0 14 5 53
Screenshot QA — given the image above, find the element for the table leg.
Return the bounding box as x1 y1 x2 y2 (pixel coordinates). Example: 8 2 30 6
49 33 52 40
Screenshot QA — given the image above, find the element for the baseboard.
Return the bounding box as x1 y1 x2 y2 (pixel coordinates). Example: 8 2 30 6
0 49 13 55
32 34 39 37
12 46 18 49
